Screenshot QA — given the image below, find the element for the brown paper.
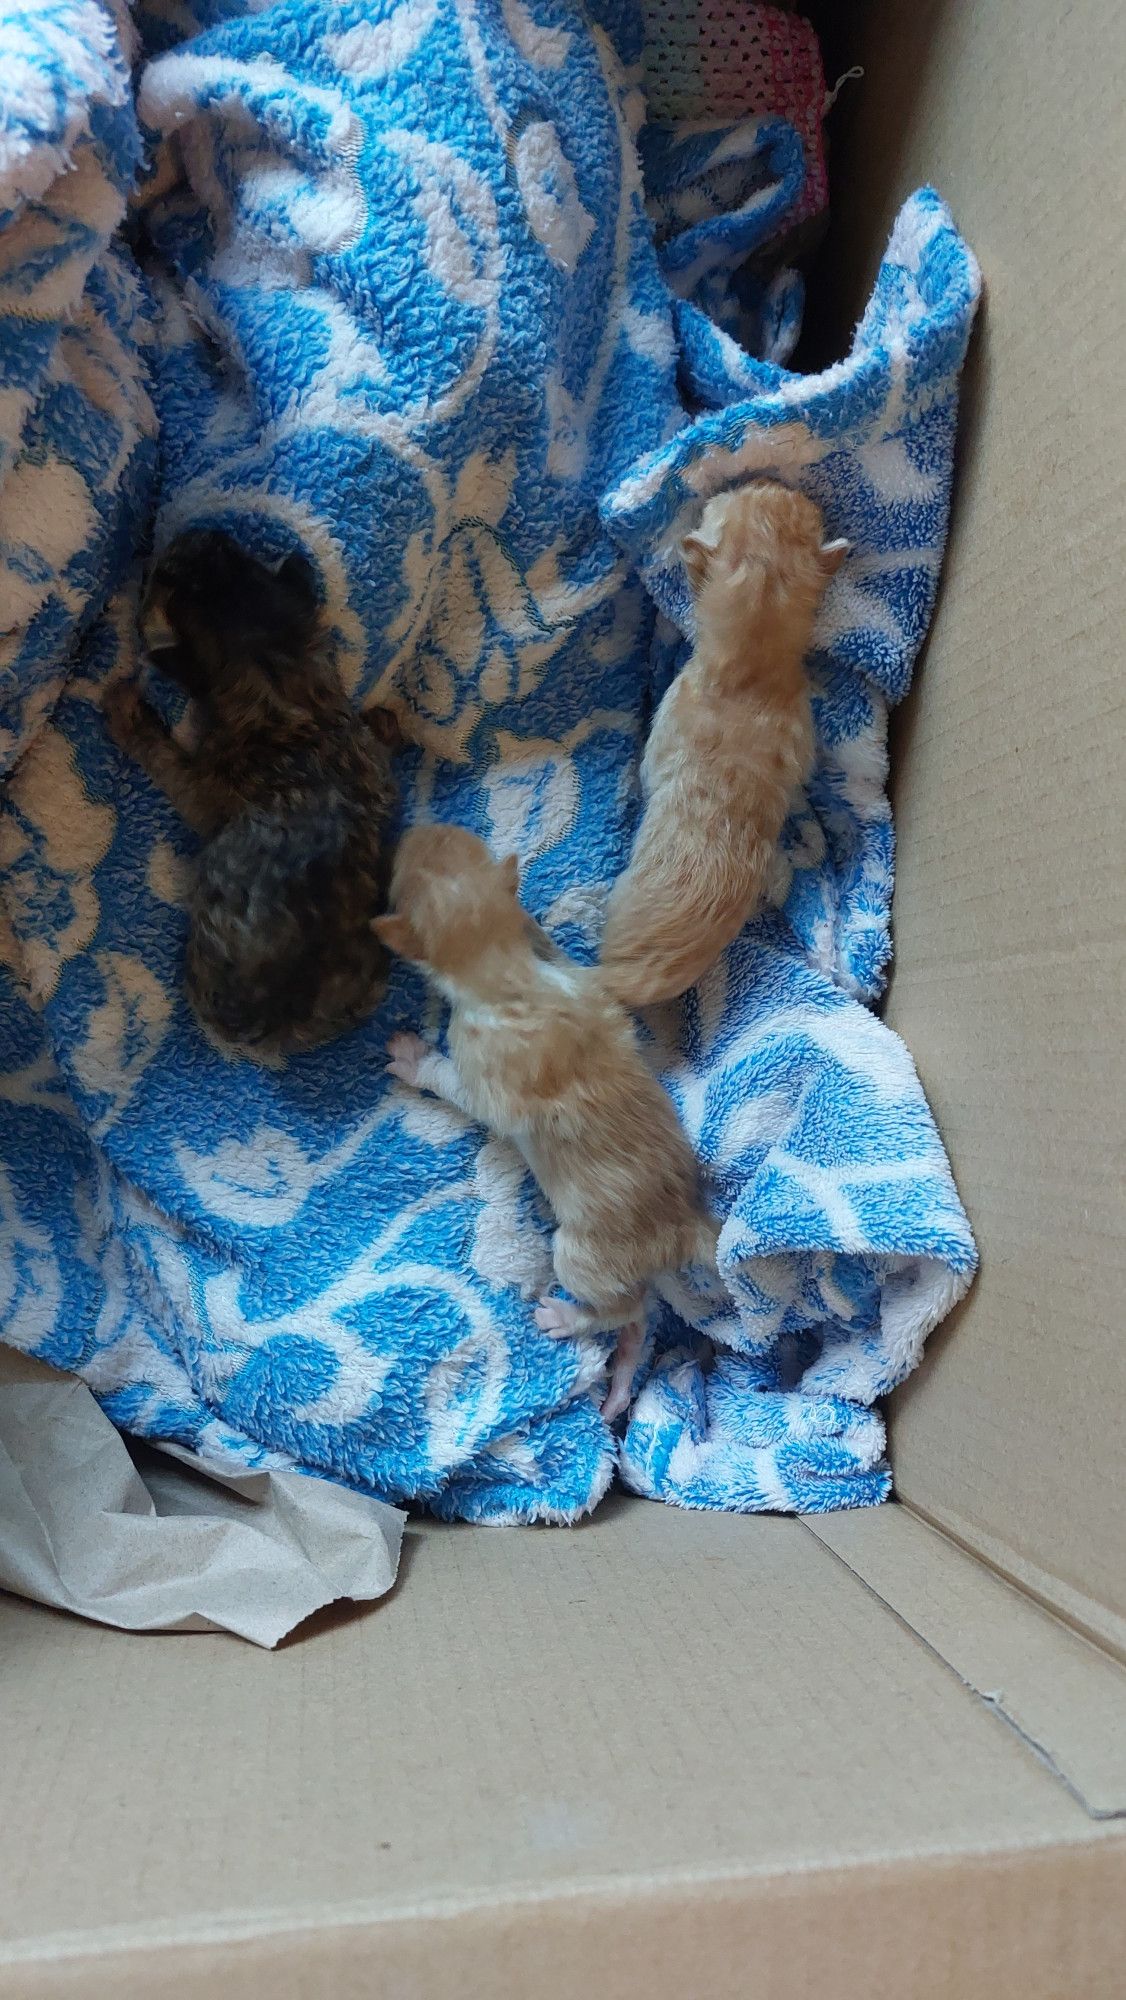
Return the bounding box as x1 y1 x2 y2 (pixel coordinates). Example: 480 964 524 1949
0 1349 403 1646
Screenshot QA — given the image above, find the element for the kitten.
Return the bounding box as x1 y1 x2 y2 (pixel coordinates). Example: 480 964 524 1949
104 528 402 1054
599 481 847 1007
376 825 717 1420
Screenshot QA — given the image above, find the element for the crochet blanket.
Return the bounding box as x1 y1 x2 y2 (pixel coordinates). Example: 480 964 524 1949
0 0 980 1521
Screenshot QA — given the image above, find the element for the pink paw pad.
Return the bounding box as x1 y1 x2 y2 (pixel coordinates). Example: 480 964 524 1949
386 1032 429 1085
534 1296 583 1338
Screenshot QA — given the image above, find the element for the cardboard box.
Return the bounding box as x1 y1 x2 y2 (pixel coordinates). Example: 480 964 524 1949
2 1 1123 1991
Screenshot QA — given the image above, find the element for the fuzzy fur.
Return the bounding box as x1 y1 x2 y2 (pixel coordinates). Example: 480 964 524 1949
377 825 716 1419
104 529 400 1054
599 482 847 1007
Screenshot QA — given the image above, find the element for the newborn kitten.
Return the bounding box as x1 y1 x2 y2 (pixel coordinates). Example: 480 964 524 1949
377 825 717 1421
104 528 401 1054
599 481 847 1007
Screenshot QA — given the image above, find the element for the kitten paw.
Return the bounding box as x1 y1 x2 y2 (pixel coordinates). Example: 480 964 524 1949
534 1295 585 1338
362 704 405 751
102 680 149 753
600 1377 632 1425
386 1032 430 1088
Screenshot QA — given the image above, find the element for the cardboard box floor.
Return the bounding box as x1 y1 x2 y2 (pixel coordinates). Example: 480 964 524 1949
3 0 1124 1993
1 1501 1124 2000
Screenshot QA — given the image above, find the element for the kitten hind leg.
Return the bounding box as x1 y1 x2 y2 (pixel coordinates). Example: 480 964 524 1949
534 1293 643 1337
534 1296 645 1423
601 1319 645 1424
547 1228 646 1335
542 1225 651 1417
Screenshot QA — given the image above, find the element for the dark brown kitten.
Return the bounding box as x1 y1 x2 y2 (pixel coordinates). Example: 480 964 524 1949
104 528 401 1055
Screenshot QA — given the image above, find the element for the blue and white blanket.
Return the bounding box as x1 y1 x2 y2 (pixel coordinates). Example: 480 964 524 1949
0 0 979 1520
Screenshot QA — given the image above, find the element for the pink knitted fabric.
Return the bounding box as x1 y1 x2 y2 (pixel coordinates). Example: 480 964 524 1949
640 1 828 225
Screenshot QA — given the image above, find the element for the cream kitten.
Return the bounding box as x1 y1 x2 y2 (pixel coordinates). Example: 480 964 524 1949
375 825 717 1421
599 481 847 1007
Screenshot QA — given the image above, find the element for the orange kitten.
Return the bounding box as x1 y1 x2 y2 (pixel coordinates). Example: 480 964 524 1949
599 481 847 1007
376 826 716 1420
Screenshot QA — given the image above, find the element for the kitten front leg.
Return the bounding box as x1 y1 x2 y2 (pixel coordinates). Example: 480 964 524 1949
386 1033 474 1113
103 682 228 837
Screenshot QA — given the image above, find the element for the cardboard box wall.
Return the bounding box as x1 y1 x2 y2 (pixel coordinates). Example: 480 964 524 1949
2 1 1123 1993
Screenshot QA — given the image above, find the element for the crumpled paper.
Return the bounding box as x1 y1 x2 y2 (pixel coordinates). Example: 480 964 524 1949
0 1350 404 1646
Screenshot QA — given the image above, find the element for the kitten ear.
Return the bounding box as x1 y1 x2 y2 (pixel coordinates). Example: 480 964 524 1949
819 538 850 577
682 497 728 590
273 547 319 595
139 590 177 653
372 912 422 960
681 530 715 591
497 853 520 895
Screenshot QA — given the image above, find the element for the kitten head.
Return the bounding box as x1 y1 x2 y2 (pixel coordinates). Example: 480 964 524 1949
373 825 524 983
141 529 325 702
682 481 848 612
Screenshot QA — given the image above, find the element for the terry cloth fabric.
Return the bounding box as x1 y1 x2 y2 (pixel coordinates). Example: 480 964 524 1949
0 0 980 1522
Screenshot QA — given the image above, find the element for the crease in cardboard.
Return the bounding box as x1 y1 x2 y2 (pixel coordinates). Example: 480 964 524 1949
902 1495 1126 1671
972 1697 1124 1824
801 1513 1126 1822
